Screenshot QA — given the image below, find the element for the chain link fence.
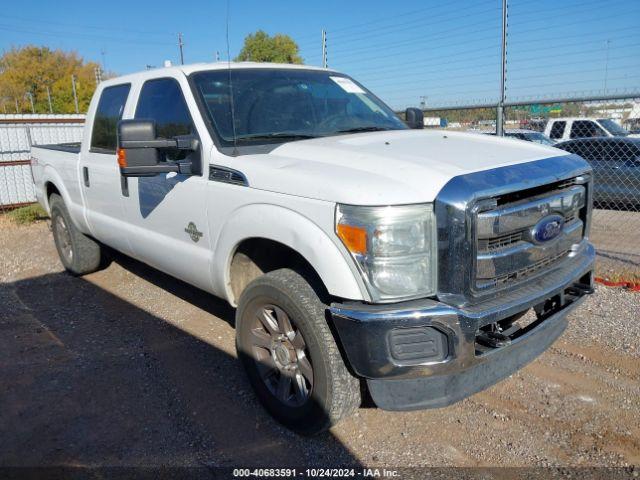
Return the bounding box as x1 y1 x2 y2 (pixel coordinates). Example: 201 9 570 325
423 96 640 285
0 115 84 212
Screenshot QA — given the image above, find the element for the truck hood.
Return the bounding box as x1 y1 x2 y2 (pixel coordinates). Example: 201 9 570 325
235 129 567 205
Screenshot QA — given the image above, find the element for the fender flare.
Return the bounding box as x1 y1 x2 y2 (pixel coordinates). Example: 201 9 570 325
212 204 368 306
41 166 89 233
42 166 70 212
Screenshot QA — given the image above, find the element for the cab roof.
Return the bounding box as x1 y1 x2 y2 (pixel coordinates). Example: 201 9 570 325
102 62 337 87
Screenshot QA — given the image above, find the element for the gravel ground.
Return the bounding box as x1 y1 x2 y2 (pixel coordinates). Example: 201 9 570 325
1 216 639 469
591 208 640 280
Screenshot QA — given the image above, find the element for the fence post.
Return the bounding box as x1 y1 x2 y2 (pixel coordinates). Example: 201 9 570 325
497 0 508 136
25 126 33 149
322 29 328 69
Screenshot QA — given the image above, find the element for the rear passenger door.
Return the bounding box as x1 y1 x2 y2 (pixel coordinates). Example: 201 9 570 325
121 76 214 292
80 83 133 255
570 120 607 139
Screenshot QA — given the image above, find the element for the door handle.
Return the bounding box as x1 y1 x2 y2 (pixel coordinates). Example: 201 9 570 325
83 166 90 187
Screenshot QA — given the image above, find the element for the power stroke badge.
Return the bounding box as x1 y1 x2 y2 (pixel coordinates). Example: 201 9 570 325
185 222 204 243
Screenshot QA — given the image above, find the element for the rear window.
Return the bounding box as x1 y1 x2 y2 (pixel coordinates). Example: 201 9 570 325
549 121 566 139
91 84 131 153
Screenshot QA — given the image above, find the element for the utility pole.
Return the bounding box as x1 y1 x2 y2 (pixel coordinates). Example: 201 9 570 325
26 92 35 114
46 86 53 113
94 66 103 85
321 29 328 68
15 98 19 113
496 0 508 136
100 48 107 72
178 32 185 65
71 75 79 114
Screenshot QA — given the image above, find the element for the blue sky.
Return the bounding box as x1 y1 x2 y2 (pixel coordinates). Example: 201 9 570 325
2 0 639 109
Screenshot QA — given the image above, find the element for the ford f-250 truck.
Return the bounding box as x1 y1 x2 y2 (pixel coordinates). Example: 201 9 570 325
31 62 595 435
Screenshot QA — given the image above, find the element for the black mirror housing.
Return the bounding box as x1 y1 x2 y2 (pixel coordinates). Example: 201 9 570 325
405 108 424 129
116 119 200 177
118 120 162 176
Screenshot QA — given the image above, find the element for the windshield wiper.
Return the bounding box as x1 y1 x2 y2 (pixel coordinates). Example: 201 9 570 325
336 126 393 134
234 132 320 142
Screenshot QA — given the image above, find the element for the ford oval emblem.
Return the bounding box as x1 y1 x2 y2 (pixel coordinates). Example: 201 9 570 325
532 214 564 244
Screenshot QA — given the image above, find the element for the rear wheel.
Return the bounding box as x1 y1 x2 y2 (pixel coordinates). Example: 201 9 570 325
236 269 360 435
50 194 106 275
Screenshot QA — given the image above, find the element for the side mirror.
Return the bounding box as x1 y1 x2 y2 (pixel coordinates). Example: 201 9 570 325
405 108 424 129
117 119 199 177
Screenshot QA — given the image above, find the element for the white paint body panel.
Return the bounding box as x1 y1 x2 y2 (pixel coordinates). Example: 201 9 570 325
31 62 569 304
234 129 564 205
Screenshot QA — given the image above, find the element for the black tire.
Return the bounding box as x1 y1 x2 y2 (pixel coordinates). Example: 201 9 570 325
236 268 361 435
49 194 106 275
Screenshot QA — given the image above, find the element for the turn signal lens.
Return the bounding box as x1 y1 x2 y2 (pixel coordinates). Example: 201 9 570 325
337 224 367 255
117 148 127 168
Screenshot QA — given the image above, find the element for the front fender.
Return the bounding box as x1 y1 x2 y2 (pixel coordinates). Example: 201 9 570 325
212 204 368 305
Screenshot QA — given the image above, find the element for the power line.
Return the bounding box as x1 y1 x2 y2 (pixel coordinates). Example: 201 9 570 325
329 4 500 44
0 24 174 46
333 0 497 36
1 14 171 36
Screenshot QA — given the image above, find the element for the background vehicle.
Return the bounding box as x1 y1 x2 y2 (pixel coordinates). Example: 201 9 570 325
29 62 595 435
544 117 639 142
474 128 555 145
555 137 640 208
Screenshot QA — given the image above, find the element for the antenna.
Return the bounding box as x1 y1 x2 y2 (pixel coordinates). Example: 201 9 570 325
226 0 238 156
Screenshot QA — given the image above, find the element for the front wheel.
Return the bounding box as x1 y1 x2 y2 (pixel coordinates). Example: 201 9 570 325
236 269 361 435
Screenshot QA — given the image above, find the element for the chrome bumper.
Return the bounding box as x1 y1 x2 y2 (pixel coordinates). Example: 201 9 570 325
329 243 595 411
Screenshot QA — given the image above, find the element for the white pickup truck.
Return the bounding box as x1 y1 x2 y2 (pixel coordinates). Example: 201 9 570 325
31 62 596 435
545 117 640 142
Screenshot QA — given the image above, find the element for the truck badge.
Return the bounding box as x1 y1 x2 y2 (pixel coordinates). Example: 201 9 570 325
185 222 203 243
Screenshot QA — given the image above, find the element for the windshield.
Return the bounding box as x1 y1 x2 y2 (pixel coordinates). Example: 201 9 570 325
522 132 555 145
597 118 629 136
191 68 407 146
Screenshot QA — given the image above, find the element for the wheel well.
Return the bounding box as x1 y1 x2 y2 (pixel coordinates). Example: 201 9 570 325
229 238 329 305
45 182 60 202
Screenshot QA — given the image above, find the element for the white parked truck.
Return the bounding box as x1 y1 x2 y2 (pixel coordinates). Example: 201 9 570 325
544 117 640 142
31 63 596 435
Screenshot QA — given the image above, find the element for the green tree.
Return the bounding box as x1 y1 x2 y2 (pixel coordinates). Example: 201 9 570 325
235 30 303 64
0 46 101 114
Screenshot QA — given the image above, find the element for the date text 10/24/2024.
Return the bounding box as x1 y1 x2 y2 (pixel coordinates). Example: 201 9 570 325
232 468 400 478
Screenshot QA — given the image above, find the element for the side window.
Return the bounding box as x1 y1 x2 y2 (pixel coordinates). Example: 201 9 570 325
549 121 566 139
90 84 131 153
571 120 606 139
135 78 195 159
136 78 194 138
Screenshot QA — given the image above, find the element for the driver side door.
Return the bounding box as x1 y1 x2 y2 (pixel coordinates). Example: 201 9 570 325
121 76 213 292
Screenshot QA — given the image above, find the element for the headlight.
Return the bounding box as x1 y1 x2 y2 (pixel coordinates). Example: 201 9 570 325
336 204 437 302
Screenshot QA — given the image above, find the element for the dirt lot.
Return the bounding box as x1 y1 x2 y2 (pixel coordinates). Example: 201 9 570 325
1 216 639 469
591 208 640 281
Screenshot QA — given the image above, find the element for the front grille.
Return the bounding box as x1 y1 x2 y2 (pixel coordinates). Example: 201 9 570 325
473 177 588 294
478 212 577 251
480 249 571 289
